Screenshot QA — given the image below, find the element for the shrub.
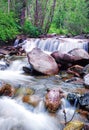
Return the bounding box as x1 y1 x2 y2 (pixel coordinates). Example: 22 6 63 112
22 20 42 37
0 12 19 42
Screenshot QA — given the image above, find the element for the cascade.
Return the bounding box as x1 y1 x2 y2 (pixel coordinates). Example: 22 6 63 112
22 37 89 53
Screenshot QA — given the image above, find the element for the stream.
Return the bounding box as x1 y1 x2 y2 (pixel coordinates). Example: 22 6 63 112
0 37 89 130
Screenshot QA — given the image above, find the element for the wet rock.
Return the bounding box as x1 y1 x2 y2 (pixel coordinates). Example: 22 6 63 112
77 109 89 119
0 60 10 70
84 74 89 88
0 83 15 97
67 93 80 105
22 95 41 107
83 123 89 130
44 88 64 112
67 65 84 77
82 64 89 75
15 87 34 97
27 48 59 75
64 120 84 130
79 92 89 111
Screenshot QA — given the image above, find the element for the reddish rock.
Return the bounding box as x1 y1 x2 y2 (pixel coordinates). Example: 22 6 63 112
27 48 59 75
0 83 15 97
44 88 64 112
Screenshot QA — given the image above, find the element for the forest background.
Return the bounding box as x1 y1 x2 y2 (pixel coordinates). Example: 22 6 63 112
0 0 89 42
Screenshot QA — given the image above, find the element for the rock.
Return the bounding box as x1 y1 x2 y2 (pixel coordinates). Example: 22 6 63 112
79 92 89 111
67 65 84 77
15 87 34 97
0 83 15 97
64 120 84 130
27 48 59 75
44 88 64 112
68 48 89 60
83 123 89 130
51 51 74 69
22 95 41 107
68 48 89 66
67 93 80 105
84 74 89 88
82 64 89 75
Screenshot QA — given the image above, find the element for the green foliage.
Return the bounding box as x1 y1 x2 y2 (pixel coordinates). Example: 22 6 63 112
49 24 68 35
0 12 19 41
53 0 89 35
22 20 42 37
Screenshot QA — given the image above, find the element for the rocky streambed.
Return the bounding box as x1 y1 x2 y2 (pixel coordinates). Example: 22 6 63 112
0 37 89 130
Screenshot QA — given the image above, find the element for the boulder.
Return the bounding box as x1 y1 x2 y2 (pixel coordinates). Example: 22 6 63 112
27 48 59 75
68 48 89 66
44 88 64 112
51 51 74 69
68 48 89 60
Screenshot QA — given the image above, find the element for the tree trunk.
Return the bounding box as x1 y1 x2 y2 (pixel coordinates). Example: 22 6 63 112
44 0 56 34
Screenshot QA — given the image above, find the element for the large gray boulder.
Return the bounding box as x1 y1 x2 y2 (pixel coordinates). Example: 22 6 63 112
27 48 59 75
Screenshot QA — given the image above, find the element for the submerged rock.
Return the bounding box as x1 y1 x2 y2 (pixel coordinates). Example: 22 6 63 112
22 95 41 107
64 120 84 130
44 88 64 112
27 48 59 75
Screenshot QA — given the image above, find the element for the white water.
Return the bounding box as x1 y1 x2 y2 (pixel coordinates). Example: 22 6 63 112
0 59 34 84
0 97 60 130
22 38 88 53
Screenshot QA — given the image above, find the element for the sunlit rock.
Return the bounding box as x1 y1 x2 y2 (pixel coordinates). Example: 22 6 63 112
0 83 15 97
64 120 84 130
68 48 89 60
68 48 89 66
15 87 34 97
27 48 59 75
44 88 64 112
22 95 41 107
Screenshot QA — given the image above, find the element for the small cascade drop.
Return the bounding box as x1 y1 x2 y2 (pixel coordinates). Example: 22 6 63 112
22 37 89 53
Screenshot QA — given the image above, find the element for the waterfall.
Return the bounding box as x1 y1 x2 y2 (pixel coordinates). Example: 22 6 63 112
22 37 89 53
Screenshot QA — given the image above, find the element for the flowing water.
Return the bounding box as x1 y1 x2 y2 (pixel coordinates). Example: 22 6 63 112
0 37 89 130
22 37 89 53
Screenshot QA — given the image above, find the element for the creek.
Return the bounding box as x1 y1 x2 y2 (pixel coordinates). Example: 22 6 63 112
0 37 89 130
